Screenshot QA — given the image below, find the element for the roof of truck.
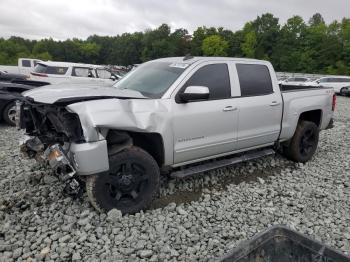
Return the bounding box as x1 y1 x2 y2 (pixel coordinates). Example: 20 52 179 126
154 56 266 64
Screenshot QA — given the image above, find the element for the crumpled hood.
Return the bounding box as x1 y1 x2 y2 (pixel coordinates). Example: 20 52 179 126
22 83 146 104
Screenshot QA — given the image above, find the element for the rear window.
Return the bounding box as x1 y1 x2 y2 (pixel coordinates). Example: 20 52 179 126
237 64 273 96
72 67 94 77
34 64 68 75
22 60 31 67
335 78 350 83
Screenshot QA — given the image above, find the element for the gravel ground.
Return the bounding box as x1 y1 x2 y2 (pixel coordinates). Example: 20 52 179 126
0 96 349 261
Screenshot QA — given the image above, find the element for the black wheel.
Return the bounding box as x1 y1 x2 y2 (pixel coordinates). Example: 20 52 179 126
283 121 319 163
86 146 159 214
2 101 17 126
340 88 346 96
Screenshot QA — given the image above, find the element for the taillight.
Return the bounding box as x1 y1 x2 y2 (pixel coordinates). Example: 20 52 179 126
31 72 48 77
332 94 336 111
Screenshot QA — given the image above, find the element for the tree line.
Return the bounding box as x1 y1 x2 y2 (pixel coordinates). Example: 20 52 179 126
0 13 349 75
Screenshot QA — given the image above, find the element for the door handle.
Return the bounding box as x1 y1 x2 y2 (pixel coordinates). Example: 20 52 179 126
223 106 238 112
269 101 281 106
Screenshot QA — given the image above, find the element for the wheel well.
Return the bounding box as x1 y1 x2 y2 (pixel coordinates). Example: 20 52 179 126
106 130 165 167
0 100 15 120
299 110 322 127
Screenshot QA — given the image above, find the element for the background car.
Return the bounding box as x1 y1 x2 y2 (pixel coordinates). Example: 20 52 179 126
305 76 350 94
279 77 310 86
0 70 28 82
0 58 42 76
30 61 121 85
0 81 49 126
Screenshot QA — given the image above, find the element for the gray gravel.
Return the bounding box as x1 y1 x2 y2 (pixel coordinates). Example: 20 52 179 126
0 96 349 261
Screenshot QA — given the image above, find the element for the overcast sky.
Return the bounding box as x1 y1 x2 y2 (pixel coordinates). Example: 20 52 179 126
0 0 349 40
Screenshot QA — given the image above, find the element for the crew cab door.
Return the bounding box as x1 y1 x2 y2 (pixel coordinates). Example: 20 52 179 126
234 63 283 149
172 62 238 164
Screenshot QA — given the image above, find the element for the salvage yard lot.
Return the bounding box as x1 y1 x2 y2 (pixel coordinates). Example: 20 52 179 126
0 97 349 261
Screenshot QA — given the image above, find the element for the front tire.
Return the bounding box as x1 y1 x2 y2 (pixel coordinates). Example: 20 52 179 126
3 101 17 126
283 121 319 163
86 146 160 214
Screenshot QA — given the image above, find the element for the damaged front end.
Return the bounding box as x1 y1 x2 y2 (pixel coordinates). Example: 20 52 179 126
17 98 86 196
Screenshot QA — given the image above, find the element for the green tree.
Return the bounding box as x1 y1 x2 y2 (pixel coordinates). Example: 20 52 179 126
202 35 229 56
241 31 257 58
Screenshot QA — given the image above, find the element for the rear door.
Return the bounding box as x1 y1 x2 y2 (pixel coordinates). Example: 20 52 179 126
172 62 238 164
234 63 283 149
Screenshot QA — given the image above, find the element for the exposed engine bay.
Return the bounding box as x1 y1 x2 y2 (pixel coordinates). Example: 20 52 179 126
18 98 86 197
18 98 84 147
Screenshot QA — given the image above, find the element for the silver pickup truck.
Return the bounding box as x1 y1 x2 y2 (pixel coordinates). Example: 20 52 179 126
18 57 335 214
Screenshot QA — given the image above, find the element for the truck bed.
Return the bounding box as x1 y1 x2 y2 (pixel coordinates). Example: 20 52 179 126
279 85 334 142
279 84 325 92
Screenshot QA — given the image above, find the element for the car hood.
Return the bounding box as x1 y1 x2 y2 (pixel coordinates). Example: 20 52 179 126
22 83 147 104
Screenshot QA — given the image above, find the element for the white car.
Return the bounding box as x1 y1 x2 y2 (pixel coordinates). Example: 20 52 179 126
0 58 42 76
305 76 350 95
30 61 119 85
279 77 310 86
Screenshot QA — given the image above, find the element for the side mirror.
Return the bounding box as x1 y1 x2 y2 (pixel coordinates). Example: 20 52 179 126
316 80 320 84
179 86 209 103
110 75 117 81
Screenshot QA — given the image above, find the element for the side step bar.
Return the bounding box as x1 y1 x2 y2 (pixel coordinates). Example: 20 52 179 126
171 148 275 179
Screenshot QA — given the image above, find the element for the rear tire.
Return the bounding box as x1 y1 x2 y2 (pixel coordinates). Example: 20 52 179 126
2 101 17 126
86 146 159 214
283 121 319 163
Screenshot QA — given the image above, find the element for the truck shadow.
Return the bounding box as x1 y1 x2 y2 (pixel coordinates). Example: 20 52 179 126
150 156 298 210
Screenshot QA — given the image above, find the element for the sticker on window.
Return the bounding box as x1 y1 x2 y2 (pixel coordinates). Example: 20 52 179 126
169 63 189 69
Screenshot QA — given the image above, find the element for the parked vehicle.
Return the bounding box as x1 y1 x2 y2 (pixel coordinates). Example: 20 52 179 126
30 61 120 85
18 57 335 214
0 70 28 82
0 58 42 76
0 80 48 125
305 76 350 95
279 77 310 86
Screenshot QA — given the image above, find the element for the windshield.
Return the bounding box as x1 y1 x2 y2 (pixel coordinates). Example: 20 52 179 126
113 61 187 98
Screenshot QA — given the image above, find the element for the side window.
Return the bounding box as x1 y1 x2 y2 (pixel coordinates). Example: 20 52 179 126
319 78 328 83
48 67 68 75
72 67 94 77
183 63 231 100
21 60 31 67
96 69 112 79
236 64 273 96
